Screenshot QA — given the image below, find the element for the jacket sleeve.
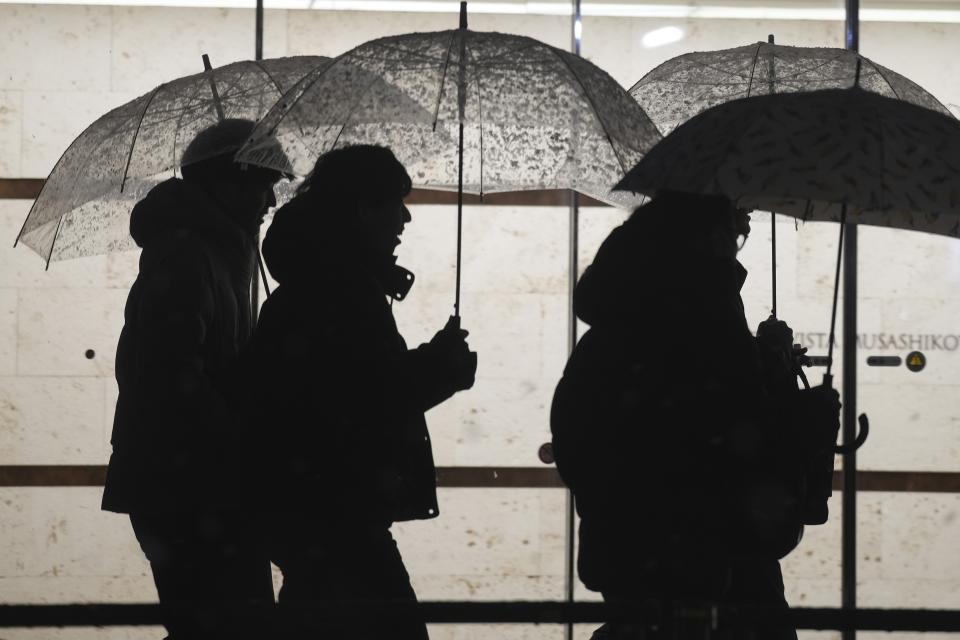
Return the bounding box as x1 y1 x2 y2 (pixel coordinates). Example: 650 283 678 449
131 243 236 468
321 311 460 426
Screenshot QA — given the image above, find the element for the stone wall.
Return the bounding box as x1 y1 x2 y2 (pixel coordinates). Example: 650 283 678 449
1 4 959 639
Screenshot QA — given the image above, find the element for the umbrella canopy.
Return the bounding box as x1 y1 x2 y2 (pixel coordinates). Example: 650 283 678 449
631 42 952 134
616 88 960 238
238 29 661 205
17 55 329 264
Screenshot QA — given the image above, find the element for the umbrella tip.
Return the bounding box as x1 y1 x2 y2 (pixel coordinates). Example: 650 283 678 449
767 34 774 43
202 53 213 72
460 1 467 29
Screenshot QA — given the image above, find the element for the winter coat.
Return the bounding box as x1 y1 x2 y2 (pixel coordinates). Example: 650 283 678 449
242 202 458 525
102 178 257 515
551 215 808 614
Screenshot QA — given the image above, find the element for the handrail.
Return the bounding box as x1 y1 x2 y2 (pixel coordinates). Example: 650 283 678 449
0 602 958 631
1 466 960 492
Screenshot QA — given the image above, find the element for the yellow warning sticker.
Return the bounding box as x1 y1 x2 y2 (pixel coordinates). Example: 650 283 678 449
906 351 927 372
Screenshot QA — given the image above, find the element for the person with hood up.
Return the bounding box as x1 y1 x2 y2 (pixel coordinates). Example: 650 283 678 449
245 144 477 640
102 119 287 639
550 191 841 639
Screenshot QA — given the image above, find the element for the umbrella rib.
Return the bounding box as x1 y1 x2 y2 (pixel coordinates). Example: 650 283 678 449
120 87 161 192
467 42 485 195
744 42 763 97
329 74 387 151
44 215 65 270
867 59 903 100
548 46 627 175
433 31 458 130
277 49 354 132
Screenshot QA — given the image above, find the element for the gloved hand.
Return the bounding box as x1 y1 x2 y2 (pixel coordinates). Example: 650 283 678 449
757 316 806 392
756 316 794 352
428 316 477 392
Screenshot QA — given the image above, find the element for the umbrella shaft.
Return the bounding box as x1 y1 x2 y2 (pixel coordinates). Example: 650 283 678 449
826 205 848 376
455 121 464 318
771 211 777 317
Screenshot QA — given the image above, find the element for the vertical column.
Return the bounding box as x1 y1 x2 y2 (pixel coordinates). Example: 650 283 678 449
842 0 860 637
252 0 265 324
565 2 583 640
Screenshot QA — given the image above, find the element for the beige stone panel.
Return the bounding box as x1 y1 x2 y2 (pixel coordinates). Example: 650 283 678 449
782 511 843 584
0 627 163 640
21 90 138 179
856 383 960 471
860 634 958 640
861 22 960 114
286 10 457 57
739 212 802 317
582 17 843 89
106 249 142 290
395 488 566 587
0 90 23 176
0 5 112 92
0 377 106 465
0 574 155 604
399 205 569 298
17 287 126 377
0 488 145 579
793 221 850 303
0 202 107 288
0 288 16 376
444 624 565 640
104 376 119 451
394 204 457 300
470 13 570 50
426 376 555 466
577 206 629 274
461 206 568 296
111 7 289 95
858 226 960 302
862 493 960 601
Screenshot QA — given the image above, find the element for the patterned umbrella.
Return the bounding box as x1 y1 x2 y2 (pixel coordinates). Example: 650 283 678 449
631 38 952 135
616 85 960 393
16 55 329 265
616 88 960 236
238 5 661 315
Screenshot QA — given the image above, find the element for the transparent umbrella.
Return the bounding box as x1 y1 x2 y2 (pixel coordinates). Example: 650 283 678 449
16 55 330 266
238 4 662 316
631 38 952 135
630 40 954 318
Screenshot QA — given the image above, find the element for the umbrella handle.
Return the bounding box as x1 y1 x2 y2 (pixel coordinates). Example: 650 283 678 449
835 413 870 454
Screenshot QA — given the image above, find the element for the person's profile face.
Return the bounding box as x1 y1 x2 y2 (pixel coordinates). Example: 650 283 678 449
236 173 280 235
361 197 411 259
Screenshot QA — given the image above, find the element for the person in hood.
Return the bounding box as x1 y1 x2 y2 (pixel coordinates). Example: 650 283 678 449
102 119 286 639
245 144 477 640
550 191 841 639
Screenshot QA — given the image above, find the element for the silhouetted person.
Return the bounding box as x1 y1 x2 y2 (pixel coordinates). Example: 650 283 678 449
551 191 841 639
245 144 477 640
102 119 286 639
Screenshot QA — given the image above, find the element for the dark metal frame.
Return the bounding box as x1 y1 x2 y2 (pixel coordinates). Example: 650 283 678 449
0 0 955 632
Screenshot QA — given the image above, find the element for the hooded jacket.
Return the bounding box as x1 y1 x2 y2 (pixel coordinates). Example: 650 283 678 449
551 215 807 628
102 178 257 515
242 198 457 524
